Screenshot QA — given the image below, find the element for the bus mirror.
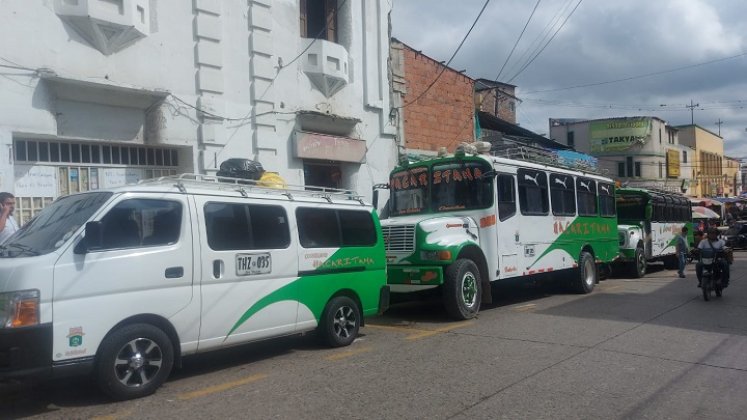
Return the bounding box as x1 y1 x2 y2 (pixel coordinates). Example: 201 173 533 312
372 184 389 210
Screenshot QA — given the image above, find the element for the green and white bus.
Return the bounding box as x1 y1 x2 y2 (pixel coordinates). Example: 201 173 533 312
616 188 693 277
376 143 619 320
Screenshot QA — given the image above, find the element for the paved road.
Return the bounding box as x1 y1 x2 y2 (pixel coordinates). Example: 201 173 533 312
3 254 747 419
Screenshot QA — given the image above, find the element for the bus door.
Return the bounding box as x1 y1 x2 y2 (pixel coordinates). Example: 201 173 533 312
496 173 520 278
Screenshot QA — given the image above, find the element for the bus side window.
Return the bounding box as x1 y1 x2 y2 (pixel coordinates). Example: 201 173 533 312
497 174 516 221
576 178 597 216
517 169 549 216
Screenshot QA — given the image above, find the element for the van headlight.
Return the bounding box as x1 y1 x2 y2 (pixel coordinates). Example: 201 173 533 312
0 290 40 328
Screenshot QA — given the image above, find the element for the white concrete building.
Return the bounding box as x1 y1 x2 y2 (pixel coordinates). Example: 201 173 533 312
0 0 396 223
549 116 693 194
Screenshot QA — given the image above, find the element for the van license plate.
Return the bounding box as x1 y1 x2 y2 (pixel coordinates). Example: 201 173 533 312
236 253 272 276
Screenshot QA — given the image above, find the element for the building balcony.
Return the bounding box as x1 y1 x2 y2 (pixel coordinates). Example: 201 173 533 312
302 39 351 98
54 0 150 55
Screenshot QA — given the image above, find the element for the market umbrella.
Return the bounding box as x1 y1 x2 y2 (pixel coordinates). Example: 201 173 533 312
692 206 720 219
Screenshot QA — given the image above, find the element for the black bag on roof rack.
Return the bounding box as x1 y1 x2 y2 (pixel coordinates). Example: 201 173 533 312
216 158 264 180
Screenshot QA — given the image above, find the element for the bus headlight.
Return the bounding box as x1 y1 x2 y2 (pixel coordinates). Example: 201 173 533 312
0 290 40 328
421 250 452 261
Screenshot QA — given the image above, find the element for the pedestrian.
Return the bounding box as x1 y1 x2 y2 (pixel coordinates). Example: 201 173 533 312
676 226 689 278
0 192 18 244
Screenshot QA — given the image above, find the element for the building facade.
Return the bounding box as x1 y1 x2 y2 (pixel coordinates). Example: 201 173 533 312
676 125 725 197
724 156 742 197
474 79 519 124
549 117 693 194
389 39 475 155
0 0 396 223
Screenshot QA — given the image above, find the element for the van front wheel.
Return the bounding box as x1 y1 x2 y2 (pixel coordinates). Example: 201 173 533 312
320 296 360 348
95 323 174 401
443 259 482 320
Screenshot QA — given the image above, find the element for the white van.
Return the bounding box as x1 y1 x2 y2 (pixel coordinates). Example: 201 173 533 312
0 174 388 400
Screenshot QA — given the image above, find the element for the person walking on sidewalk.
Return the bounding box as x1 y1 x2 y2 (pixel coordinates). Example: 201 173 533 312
676 226 689 278
0 192 18 244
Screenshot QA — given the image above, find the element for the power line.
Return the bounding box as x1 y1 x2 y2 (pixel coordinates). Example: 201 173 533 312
398 0 492 109
506 0 583 84
523 51 747 94
501 0 576 83
494 0 542 82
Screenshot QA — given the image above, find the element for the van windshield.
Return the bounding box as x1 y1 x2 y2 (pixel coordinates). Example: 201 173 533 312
0 192 112 257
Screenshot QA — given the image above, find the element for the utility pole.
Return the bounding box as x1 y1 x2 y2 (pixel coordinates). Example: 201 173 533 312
715 119 723 136
686 99 699 125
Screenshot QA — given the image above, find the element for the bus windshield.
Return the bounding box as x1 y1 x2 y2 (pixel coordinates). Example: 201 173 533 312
617 194 647 220
390 167 429 216
388 160 494 216
431 162 493 212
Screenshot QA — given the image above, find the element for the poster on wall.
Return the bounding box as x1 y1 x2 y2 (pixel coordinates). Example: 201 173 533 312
589 117 652 153
100 168 145 188
666 149 680 178
14 165 58 197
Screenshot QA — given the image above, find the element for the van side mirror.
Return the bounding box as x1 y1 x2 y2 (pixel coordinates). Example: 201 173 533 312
75 221 104 254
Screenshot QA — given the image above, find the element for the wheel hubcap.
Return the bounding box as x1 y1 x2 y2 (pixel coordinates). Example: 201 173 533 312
462 272 477 308
113 338 163 388
333 306 357 339
584 259 594 286
637 253 645 273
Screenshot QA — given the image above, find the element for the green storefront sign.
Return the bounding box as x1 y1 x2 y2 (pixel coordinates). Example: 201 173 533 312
590 117 652 153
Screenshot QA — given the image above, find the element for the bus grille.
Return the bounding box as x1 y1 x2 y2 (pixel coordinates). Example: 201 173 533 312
382 225 416 253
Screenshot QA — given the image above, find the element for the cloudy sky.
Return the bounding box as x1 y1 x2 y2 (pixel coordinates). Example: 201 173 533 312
391 0 747 157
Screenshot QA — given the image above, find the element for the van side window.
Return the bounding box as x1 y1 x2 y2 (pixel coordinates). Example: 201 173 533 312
518 169 548 216
297 208 377 248
497 174 516 221
101 199 182 249
549 173 576 216
297 208 340 248
339 210 377 246
205 203 290 250
576 178 597 216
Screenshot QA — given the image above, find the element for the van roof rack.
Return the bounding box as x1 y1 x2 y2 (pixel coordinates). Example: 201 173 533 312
137 173 366 204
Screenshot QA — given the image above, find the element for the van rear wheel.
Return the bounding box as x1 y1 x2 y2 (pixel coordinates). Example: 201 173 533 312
320 296 360 348
443 259 482 320
95 323 174 401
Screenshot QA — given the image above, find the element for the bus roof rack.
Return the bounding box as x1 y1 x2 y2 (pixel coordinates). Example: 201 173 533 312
489 143 605 175
137 173 366 203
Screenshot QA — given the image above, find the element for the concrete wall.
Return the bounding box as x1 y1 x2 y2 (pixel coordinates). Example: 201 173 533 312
0 0 396 217
677 125 725 196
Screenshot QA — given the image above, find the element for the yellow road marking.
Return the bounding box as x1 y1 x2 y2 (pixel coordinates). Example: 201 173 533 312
325 346 372 361
177 373 268 400
92 410 133 420
367 321 474 341
405 321 474 341
513 303 536 312
604 285 624 292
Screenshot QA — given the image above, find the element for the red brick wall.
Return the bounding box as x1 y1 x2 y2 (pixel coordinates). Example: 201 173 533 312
403 47 475 152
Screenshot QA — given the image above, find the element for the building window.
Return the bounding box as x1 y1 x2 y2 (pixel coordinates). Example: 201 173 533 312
508 101 515 112
618 162 625 178
300 0 338 42
303 161 341 190
626 157 633 177
683 151 688 163
13 140 179 168
567 131 575 148
635 162 641 177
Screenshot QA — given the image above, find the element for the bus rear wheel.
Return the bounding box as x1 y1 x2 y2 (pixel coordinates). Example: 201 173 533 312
573 251 597 294
443 259 482 320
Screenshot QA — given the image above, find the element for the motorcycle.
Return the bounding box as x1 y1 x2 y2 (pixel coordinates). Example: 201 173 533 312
698 248 728 301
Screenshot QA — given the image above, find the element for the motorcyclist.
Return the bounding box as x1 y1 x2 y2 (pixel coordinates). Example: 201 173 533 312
695 227 730 288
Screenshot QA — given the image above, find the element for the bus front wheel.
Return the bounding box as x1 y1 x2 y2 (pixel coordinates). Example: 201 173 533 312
443 259 482 320
630 246 646 278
